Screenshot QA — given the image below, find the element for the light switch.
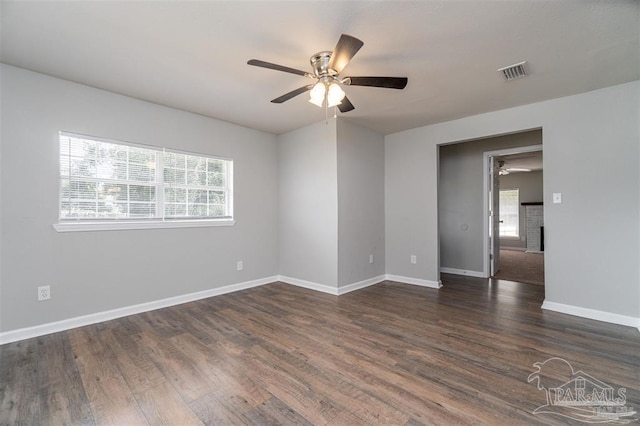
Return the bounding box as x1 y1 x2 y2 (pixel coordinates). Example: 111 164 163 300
553 193 562 204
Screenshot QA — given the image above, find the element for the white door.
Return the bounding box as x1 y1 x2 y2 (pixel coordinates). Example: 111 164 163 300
489 156 500 276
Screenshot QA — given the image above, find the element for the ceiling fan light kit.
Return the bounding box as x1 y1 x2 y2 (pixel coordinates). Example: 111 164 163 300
326 82 346 107
308 81 346 107
308 82 326 107
248 34 408 114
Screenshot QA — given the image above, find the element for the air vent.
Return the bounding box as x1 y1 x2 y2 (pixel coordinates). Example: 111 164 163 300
498 61 527 81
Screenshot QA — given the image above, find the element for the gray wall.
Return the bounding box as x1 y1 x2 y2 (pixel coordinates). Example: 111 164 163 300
277 120 339 287
0 65 279 332
386 80 639 318
337 120 385 287
438 130 542 272
385 134 439 282
499 170 544 250
277 119 386 289
2 64 638 334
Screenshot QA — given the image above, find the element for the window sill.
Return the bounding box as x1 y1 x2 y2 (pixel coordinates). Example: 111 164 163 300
53 219 236 233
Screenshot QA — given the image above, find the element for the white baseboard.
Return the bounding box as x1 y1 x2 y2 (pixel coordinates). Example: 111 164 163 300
338 275 387 295
542 300 640 331
385 274 442 289
280 274 442 293
278 274 442 294
0 273 440 344
277 274 387 296
26 273 637 345
439 267 486 278
0 276 278 345
501 246 526 252
277 275 339 295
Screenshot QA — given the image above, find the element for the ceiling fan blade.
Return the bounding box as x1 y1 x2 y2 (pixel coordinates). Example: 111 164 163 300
345 76 408 89
248 59 313 78
337 96 355 113
271 84 315 104
327 34 364 74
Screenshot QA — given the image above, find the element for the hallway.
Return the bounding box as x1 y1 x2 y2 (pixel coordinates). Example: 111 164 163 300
493 249 544 286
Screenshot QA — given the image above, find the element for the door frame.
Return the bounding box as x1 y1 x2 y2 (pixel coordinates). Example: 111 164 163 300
482 144 543 278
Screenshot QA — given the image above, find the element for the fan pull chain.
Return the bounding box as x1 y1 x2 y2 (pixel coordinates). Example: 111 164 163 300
325 100 329 124
324 104 338 124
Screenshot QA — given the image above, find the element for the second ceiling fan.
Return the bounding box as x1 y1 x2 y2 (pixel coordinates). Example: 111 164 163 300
248 34 408 113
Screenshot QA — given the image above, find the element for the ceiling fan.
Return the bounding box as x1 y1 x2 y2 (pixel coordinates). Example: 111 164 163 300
498 160 532 175
247 34 408 113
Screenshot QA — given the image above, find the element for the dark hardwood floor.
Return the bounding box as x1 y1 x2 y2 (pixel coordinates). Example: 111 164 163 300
1 275 639 425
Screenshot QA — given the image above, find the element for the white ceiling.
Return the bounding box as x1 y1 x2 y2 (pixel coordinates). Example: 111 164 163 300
1 1 638 135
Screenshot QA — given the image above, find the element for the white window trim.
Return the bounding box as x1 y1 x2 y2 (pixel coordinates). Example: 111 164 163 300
55 131 235 232
53 218 235 233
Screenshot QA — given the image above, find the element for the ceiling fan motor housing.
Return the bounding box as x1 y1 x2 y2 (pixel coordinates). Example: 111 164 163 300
310 51 337 78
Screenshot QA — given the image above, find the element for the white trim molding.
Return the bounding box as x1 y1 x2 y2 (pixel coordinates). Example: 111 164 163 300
53 219 236 233
277 276 340 295
277 275 388 296
13 271 639 345
0 274 443 344
8 274 638 345
0 276 277 345
278 274 441 294
385 274 442 289
439 267 486 278
338 275 386 295
542 300 640 330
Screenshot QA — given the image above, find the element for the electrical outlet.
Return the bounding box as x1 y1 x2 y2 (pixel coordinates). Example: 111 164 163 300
410 255 417 264
236 261 243 271
38 285 50 301
369 254 374 264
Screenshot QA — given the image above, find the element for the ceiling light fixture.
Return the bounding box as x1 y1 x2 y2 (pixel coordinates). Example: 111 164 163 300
308 82 326 107
326 82 346 107
308 80 345 108
506 168 532 172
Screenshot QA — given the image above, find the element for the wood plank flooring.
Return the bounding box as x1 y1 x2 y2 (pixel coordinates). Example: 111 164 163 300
1 275 639 425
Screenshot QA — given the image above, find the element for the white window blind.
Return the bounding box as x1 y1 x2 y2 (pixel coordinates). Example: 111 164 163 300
59 132 233 222
499 189 519 237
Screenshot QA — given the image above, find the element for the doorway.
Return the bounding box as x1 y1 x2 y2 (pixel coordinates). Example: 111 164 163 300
437 129 543 282
483 146 544 284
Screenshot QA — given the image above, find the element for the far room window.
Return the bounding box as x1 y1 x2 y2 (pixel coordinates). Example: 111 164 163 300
499 189 519 237
59 132 233 225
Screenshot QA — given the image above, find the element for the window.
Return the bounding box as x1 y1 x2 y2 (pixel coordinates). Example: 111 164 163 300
499 189 519 237
57 132 233 231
